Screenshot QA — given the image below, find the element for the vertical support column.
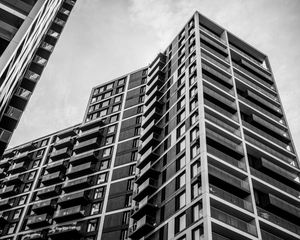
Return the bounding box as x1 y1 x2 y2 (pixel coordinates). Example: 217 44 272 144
194 12 212 240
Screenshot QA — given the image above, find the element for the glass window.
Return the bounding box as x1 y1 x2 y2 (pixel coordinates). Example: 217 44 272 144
19 195 27 205
32 160 40 168
192 227 203 240
178 97 185 110
190 53 196 63
177 110 185 123
190 86 197 98
36 149 44 158
118 78 125 85
13 209 22 219
101 100 110 107
106 83 114 90
24 183 32 192
94 187 104 199
97 173 107 184
7 223 16 234
120 230 128 240
178 64 185 76
177 155 186 170
190 99 198 111
191 111 199 125
103 147 112 157
191 143 200 159
192 203 203 222
107 124 116 133
122 211 130 224
104 91 112 98
175 213 186 233
178 85 185 98
179 173 185 188
28 171 36 180
177 138 186 153
191 127 199 142
190 74 197 86
177 124 186 138
99 86 105 93
100 160 109 170
191 160 200 178
176 191 186 209
110 114 119 123
87 219 98 232
91 202 101 215
41 139 48 147
116 86 124 93
105 136 114 145
192 182 201 199
114 95 122 103
99 109 108 117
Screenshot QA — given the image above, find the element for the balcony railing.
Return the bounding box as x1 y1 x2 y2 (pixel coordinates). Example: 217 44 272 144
201 41 228 61
203 73 234 95
27 213 52 228
62 176 93 193
53 205 85 223
37 185 61 199
48 225 83 239
204 99 238 122
66 162 96 179
129 215 156 238
260 230 285 240
257 207 300 235
211 207 257 236
200 26 226 44
202 52 230 72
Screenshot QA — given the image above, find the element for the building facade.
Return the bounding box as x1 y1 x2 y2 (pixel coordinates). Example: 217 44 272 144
0 11 299 240
0 0 77 156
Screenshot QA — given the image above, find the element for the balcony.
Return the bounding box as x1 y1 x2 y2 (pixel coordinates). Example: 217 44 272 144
148 53 166 77
2 106 22 131
133 178 157 201
129 215 156 239
50 147 71 161
137 147 159 169
208 164 250 197
37 185 62 199
62 176 93 193
146 75 164 95
69 151 98 166
32 199 57 214
202 52 230 73
48 225 83 240
251 168 300 198
143 96 163 117
42 171 65 186
0 213 9 226
139 133 160 154
22 70 40 92
140 120 162 141
201 41 228 62
0 167 6 178
13 151 32 162
53 136 75 149
22 230 48 240
73 137 100 154
202 63 233 88
66 162 96 179
0 185 19 198
58 191 90 208
211 207 257 236
56 127 77 139
240 59 272 83
0 158 10 168
200 25 226 44
209 185 253 212
0 128 12 149
77 127 102 142
135 162 160 184
0 198 12 211
46 160 68 173
11 87 31 110
144 86 163 106
257 207 300 235
3 174 23 185
260 230 285 240
206 128 244 160
131 196 158 220
147 67 165 88
142 108 162 128
79 118 104 132
27 213 52 229
53 205 85 223
8 161 28 174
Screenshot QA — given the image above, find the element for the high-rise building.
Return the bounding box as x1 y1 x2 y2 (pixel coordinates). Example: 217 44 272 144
0 11 299 240
0 0 77 156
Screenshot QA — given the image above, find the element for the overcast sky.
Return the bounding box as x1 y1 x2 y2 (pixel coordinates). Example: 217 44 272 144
10 0 300 155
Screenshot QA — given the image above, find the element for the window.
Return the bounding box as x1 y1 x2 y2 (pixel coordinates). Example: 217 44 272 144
127 179 134 190
129 164 136 175
36 149 44 158
13 209 22 219
131 151 139 161
178 54 185 65
24 183 32 192
118 78 125 85
136 116 142 124
178 85 185 98
105 136 114 145
178 173 186 189
28 171 36 180
132 139 139 148
106 83 114 90
19 195 27 205
179 30 185 39
7 223 16 234
178 64 185 76
97 173 107 184
87 219 98 232
112 104 120 112
192 182 201 199
107 124 116 133
189 63 196 74
192 227 203 240
192 203 203 222
99 108 108 117
178 74 185 87
137 106 143 113
189 53 196 63
190 74 197 86
110 114 119 123
177 155 186 170
179 46 185 56
177 138 186 153
32 160 40 168
103 147 112 157
177 110 185 123
176 191 186 210
140 86 146 93
122 211 130 224
191 127 199 142
189 43 195 53
175 213 186 233
191 111 199 125
99 86 105 93
41 139 48 147
134 127 141 136
191 143 200 159
190 99 198 111
125 194 132 207
177 124 186 138
190 86 197 98
100 160 109 170
191 160 200 178
101 99 110 107
114 95 122 103
116 86 124 93
177 97 185 110
94 187 104 199
120 230 128 240
138 95 145 103
91 202 101 215
104 91 112 98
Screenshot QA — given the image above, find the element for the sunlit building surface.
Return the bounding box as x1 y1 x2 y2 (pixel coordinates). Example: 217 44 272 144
0 11 299 240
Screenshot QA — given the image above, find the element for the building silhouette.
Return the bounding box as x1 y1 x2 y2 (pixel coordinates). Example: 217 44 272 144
0 11 299 240
0 0 77 156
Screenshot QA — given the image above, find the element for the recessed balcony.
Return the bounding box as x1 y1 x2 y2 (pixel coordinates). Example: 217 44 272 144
1 106 22 131
0 185 19 198
56 128 77 139
53 205 85 223
27 213 52 229
37 185 62 199
42 171 65 186
148 53 166 77
58 191 90 208
131 196 158 220
46 161 68 173
79 118 104 132
77 127 102 142
0 198 12 211
137 147 159 169
0 213 9 226
50 147 72 161
66 162 96 179
3 174 23 185
22 230 48 240
73 137 100 154
48 225 83 240
32 199 57 214
8 161 29 174
129 215 156 239
133 178 157 201
135 162 160 184
69 151 98 166
53 136 75 149
62 176 93 193
13 151 32 162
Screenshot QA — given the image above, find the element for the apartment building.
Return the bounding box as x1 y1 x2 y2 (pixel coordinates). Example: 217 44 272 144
0 0 77 156
0 11 299 240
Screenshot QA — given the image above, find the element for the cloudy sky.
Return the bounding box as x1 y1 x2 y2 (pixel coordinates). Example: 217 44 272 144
10 0 300 155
